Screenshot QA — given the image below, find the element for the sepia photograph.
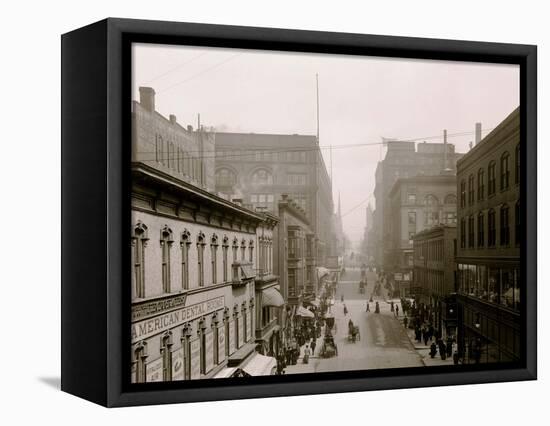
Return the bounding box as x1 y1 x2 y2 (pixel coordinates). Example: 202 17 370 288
129 42 521 383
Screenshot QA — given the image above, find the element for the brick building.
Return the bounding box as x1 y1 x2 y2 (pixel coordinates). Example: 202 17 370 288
456 108 521 364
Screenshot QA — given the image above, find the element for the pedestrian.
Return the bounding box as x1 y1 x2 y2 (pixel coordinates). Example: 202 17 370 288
310 338 317 356
438 340 447 360
423 328 429 346
390 301 394 312
343 304 348 316
341 294 344 303
395 305 399 317
430 342 437 358
366 302 370 312
303 344 311 364
403 315 408 329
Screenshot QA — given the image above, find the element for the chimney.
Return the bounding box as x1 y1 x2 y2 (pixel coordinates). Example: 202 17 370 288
169 114 177 125
232 198 243 206
139 87 155 112
475 122 482 145
187 125 193 132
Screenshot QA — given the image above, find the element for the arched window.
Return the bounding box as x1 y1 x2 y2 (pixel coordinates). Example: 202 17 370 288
425 195 439 226
468 174 475 204
477 168 485 201
197 232 206 287
488 161 496 195
477 212 485 247
211 234 219 284
241 238 247 261
180 229 191 290
248 239 254 263
460 180 466 207
160 226 173 293
460 218 466 249
232 237 239 262
251 169 273 185
500 204 510 245
222 236 229 282
215 168 237 187
468 215 475 248
444 194 457 205
161 332 173 381
132 221 149 299
488 209 496 246
425 194 439 206
500 152 510 190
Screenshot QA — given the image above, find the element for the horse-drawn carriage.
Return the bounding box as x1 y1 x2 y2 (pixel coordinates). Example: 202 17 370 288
347 321 360 342
320 334 338 358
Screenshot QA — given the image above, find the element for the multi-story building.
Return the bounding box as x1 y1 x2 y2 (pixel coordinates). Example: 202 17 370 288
387 175 458 295
254 213 284 358
363 203 376 265
412 225 457 337
130 88 275 382
373 140 463 269
214 132 335 266
456 108 520 364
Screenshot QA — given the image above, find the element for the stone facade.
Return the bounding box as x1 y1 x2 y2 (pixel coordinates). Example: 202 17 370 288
387 175 458 295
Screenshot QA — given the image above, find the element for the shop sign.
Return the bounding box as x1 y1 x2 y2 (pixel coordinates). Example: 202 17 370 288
132 294 187 322
189 337 201 380
146 357 163 383
217 325 225 364
171 348 185 381
204 330 214 373
228 320 235 355
237 316 244 348
131 296 225 342
394 273 403 281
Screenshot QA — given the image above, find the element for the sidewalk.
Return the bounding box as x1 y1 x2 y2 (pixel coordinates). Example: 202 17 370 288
381 298 455 367
284 326 326 374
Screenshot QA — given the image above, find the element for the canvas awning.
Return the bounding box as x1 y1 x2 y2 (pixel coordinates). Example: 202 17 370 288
241 353 277 376
296 306 315 318
317 267 331 280
261 287 285 308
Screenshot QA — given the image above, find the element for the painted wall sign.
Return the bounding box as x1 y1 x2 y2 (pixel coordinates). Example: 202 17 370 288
171 348 185 381
217 325 225 363
131 296 225 342
132 294 187 322
146 357 163 383
189 337 201 380
204 331 214 373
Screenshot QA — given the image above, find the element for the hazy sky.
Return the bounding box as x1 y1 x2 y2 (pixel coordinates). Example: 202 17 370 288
132 43 519 245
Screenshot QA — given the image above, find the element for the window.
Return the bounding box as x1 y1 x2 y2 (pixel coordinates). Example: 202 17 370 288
444 194 457 205
500 204 510 246
460 180 466 207
132 222 148 299
160 226 173 293
248 240 254 262
477 169 485 201
500 152 510 190
155 134 163 164
477 213 485 247
407 194 417 204
287 173 307 185
180 229 191 290
468 174 475 204
222 236 229 282
197 232 206 286
211 234 219 284
425 194 439 206
444 211 457 225
133 343 147 383
160 332 173 381
515 201 520 246
232 237 239 263
468 215 475 248
515 144 520 184
251 193 275 211
241 239 246 261
408 231 415 242
251 169 273 185
426 211 439 226
488 161 496 195
488 209 496 246
215 168 237 186
460 218 466 248
408 211 416 225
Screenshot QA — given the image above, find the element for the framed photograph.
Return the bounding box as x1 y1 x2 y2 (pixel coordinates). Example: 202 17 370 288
61 18 537 407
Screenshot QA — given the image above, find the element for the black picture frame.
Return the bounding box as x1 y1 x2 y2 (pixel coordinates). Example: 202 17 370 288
61 18 537 407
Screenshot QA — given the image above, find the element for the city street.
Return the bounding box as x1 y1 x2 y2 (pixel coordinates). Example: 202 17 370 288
286 267 423 374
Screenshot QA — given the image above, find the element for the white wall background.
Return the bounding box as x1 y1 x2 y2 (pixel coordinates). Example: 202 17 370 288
0 0 546 423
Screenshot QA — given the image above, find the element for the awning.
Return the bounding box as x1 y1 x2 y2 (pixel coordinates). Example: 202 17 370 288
317 267 330 279
242 353 277 376
262 287 285 308
296 306 315 318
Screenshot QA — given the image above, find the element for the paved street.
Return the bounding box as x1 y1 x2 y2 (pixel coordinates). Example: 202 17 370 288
286 267 424 374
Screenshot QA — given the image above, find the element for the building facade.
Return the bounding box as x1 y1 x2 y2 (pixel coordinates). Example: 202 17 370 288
213 132 335 266
456 108 521 364
387 175 458 295
412 225 457 337
373 140 463 269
